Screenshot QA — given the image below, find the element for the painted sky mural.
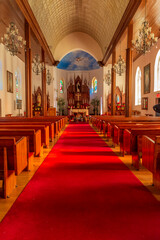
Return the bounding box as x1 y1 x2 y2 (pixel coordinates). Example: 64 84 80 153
57 50 100 71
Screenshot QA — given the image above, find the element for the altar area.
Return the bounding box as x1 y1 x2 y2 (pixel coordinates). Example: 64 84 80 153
68 108 89 116
67 75 90 120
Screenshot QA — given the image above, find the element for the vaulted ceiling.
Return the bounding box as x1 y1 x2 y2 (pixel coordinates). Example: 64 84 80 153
28 0 130 58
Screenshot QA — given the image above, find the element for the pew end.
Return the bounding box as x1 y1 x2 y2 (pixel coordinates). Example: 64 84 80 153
0 147 16 199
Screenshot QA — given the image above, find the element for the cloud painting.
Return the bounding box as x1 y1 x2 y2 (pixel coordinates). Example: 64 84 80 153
57 50 100 71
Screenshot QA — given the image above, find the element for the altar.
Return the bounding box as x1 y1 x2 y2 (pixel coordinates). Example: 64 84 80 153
67 75 90 117
69 108 89 116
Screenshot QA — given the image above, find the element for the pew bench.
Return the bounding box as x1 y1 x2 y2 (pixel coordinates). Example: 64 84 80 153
0 121 54 141
0 147 16 198
142 135 160 189
0 125 49 148
113 123 160 153
0 129 42 157
0 136 28 175
123 128 160 169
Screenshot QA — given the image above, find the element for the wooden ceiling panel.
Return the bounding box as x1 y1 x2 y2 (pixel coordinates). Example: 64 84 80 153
132 0 160 60
28 0 130 58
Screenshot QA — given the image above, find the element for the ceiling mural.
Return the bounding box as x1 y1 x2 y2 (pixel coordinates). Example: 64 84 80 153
57 50 100 71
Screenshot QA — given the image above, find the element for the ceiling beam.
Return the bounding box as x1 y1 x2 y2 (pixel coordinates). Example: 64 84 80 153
16 0 55 65
101 0 142 66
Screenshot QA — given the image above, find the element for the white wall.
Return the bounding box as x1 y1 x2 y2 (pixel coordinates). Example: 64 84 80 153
0 44 25 117
132 39 160 116
103 64 125 113
56 67 103 115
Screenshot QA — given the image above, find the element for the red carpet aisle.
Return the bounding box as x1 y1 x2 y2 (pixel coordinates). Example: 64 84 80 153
0 123 160 240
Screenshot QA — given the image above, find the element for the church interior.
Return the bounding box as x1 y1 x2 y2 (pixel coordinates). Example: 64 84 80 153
1 0 160 239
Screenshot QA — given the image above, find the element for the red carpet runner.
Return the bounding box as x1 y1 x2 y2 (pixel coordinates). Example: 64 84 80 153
0 123 160 240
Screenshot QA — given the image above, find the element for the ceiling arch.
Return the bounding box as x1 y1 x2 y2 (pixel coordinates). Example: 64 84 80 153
54 32 103 61
28 0 130 58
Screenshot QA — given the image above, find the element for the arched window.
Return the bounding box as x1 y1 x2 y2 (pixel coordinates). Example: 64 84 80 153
135 67 141 105
0 61 2 90
15 69 22 102
154 50 160 91
92 77 97 93
60 79 64 93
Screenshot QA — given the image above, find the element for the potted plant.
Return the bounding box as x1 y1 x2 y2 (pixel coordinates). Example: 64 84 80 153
91 98 100 115
57 98 65 115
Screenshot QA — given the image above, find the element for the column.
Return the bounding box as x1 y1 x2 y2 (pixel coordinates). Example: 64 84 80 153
41 48 47 116
25 20 32 117
125 22 133 117
111 49 116 115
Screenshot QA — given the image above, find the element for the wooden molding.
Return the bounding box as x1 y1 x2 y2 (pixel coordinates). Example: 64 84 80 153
16 0 55 65
102 0 142 65
111 49 116 116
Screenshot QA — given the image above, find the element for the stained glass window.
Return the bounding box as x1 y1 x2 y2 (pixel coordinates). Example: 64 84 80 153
60 80 64 93
15 69 22 102
92 77 97 93
154 50 160 92
135 67 141 105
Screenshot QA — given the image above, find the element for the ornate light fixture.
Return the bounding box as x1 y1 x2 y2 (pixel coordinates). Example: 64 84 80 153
32 54 44 75
104 70 111 86
113 55 126 76
132 0 158 54
1 22 26 56
46 69 53 85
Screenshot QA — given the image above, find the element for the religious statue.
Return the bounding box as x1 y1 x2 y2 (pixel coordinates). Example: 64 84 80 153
37 92 41 106
76 81 80 93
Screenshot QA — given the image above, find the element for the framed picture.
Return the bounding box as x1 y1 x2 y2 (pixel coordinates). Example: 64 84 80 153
7 71 13 93
17 99 22 109
144 64 150 94
141 97 148 110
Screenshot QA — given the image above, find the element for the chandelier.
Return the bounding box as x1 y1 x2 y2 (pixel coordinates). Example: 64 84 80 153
104 70 111 86
32 54 45 75
113 55 126 76
1 22 26 56
46 69 53 85
132 0 158 54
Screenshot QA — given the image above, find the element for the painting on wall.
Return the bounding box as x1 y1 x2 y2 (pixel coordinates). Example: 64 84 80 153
57 50 100 71
7 71 13 93
144 64 150 94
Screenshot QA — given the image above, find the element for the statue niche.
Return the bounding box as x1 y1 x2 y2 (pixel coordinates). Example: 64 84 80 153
32 87 42 116
32 87 50 116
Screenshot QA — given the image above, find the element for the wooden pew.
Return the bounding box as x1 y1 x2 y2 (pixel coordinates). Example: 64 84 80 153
0 147 16 198
0 116 67 136
91 115 160 138
0 129 41 157
123 128 160 169
0 137 28 175
0 125 49 148
112 123 160 152
0 121 54 141
123 128 160 154
0 116 67 139
142 135 160 189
